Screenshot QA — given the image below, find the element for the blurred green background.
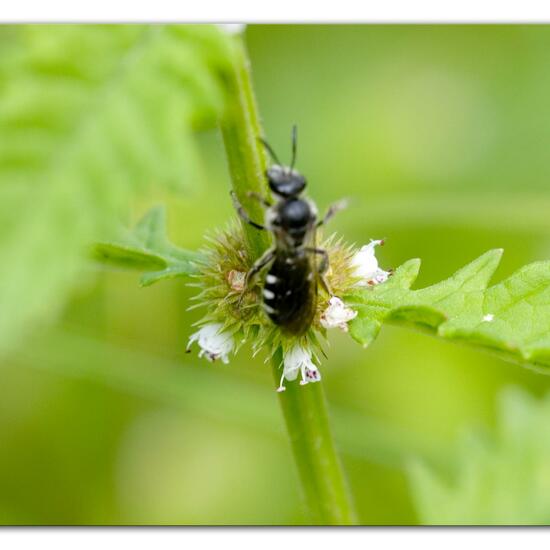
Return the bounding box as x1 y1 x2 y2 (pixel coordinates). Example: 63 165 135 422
3 24 550 525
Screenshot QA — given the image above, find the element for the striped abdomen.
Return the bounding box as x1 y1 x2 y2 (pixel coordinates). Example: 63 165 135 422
263 253 316 336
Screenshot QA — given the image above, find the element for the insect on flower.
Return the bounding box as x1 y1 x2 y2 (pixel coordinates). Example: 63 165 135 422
232 126 347 336
187 126 390 388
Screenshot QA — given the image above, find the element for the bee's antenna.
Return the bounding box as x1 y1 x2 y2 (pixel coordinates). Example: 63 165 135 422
290 124 297 171
258 137 282 166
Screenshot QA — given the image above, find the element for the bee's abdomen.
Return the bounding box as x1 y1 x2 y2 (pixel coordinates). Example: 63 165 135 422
263 255 316 335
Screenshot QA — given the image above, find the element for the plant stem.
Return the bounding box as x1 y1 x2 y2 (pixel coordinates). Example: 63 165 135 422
220 36 271 256
220 33 358 525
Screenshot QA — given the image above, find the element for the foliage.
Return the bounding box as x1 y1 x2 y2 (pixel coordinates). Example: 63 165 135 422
5 24 550 525
348 249 550 373
92 206 200 286
101 210 550 380
0 24 234 352
409 388 550 524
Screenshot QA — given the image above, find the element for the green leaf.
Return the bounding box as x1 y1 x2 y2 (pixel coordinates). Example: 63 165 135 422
92 206 201 286
0 25 234 352
348 249 550 373
408 388 550 524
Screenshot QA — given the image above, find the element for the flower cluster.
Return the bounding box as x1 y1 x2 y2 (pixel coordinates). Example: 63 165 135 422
187 226 390 391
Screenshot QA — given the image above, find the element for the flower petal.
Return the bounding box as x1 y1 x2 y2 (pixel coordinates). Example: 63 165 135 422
320 296 357 332
302 364 321 384
188 323 234 363
281 344 322 390
283 345 308 381
352 239 390 286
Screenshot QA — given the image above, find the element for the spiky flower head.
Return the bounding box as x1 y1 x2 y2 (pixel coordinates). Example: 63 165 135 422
187 222 390 389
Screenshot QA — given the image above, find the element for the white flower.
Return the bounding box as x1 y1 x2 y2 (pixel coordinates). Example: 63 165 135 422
482 313 494 322
320 296 357 332
277 344 321 392
351 239 390 286
187 323 234 364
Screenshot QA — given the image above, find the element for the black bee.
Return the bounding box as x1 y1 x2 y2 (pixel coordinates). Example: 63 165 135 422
232 126 345 335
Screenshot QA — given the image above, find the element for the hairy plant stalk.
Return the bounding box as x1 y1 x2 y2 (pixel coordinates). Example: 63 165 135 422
220 34 358 525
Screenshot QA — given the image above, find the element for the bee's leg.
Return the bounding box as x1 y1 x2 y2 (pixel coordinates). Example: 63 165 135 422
316 199 348 228
231 191 266 230
245 248 276 287
306 247 333 296
246 191 272 208
238 248 276 306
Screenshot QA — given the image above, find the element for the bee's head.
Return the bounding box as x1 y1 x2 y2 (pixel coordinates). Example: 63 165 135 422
260 125 306 198
267 165 306 198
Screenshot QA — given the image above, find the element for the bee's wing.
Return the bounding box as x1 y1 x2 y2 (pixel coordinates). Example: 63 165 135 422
285 223 318 335
308 219 320 299
311 220 319 273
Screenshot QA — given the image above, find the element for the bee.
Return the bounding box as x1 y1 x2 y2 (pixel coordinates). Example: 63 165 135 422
232 126 346 335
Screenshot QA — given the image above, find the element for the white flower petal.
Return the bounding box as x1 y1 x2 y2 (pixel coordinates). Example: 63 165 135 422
282 345 307 381
351 239 390 287
278 344 322 392
320 296 357 332
301 364 321 385
188 323 234 364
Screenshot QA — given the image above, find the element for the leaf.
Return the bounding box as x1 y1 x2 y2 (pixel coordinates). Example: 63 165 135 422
92 206 201 286
408 388 550 524
348 249 550 373
0 25 234 352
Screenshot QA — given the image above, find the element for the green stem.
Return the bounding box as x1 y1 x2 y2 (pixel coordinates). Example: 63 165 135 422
220 33 358 525
220 36 271 256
